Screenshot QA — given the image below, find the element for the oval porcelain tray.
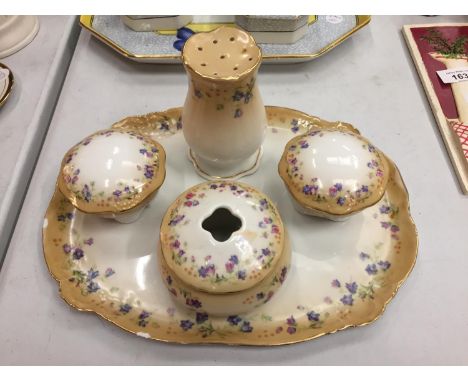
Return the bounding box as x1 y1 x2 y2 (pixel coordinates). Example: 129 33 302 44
43 106 418 346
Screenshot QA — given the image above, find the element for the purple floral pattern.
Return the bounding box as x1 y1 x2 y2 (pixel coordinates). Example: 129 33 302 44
180 319 194 331
286 315 297 334
328 239 394 307
240 321 253 333
193 78 255 119
62 236 93 261
120 304 132 314
138 310 151 327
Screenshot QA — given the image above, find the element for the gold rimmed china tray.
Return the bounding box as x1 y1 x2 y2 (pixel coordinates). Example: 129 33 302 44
43 106 417 346
0 62 14 108
79 16 371 64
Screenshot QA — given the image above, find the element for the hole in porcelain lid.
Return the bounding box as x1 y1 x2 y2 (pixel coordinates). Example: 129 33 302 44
202 207 242 242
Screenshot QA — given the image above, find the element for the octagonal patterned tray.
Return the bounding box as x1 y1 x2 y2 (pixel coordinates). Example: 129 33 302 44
43 106 418 345
80 15 371 64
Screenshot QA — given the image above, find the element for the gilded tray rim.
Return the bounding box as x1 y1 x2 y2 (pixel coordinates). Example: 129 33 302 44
43 105 418 346
79 15 371 63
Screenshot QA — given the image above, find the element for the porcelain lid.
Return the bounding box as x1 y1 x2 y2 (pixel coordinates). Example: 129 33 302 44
58 129 166 214
279 129 389 216
160 181 285 294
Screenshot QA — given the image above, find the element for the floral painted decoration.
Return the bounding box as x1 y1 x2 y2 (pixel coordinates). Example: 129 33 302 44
191 77 256 120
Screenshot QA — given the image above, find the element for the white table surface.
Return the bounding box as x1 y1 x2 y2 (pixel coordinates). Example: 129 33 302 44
1 15 467 365
0 16 80 261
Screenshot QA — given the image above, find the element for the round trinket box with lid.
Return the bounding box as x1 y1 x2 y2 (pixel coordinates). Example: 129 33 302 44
159 180 291 316
278 129 390 221
58 129 166 223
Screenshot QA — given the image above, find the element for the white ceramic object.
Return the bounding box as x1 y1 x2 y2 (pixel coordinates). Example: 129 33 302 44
235 15 309 32
246 24 309 44
0 16 39 59
121 15 193 32
279 129 390 221
181 26 267 179
236 15 309 44
159 181 290 316
43 106 417 345
58 129 166 223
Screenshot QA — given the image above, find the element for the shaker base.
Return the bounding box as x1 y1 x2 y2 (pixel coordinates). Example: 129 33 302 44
188 147 263 180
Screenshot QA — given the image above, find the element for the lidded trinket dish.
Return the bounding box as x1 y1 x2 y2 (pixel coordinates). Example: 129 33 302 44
159 180 290 316
58 128 166 223
278 129 390 221
181 26 267 180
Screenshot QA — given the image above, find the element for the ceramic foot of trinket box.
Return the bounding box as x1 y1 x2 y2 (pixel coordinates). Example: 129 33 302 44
58 129 166 223
279 129 390 221
181 26 267 180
